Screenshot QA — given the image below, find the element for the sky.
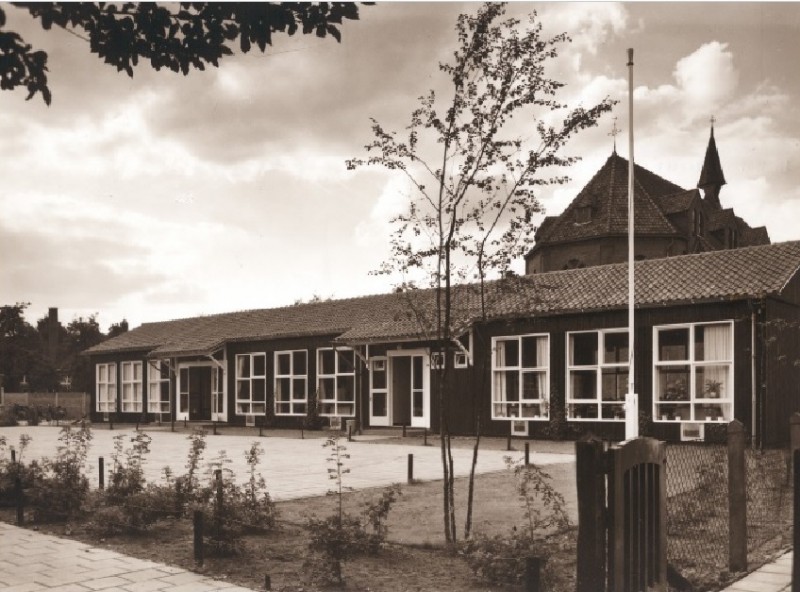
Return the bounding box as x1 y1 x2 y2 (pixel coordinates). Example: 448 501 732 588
1 2 799 332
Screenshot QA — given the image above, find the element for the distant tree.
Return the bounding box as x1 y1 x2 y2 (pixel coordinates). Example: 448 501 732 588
348 2 613 542
65 314 104 392
0 303 39 390
2 2 367 105
107 318 129 338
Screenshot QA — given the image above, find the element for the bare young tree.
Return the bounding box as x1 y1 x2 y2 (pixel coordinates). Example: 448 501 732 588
348 2 614 543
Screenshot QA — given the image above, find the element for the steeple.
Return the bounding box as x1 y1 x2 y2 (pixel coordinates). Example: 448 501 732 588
697 118 726 208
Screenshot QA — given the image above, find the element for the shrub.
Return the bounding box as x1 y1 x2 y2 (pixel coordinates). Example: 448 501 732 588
303 389 324 430
106 432 152 503
173 428 207 513
461 458 570 586
28 423 93 522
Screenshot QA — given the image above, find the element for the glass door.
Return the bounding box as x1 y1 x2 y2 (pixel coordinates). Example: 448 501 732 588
369 358 390 427
409 354 429 428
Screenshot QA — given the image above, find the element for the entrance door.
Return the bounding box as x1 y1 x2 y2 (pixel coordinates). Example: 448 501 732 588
388 350 430 429
369 358 390 427
177 365 213 421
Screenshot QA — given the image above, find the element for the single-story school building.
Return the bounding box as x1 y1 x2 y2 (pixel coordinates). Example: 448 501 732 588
84 241 800 446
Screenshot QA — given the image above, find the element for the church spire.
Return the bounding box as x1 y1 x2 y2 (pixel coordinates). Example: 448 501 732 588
697 117 726 208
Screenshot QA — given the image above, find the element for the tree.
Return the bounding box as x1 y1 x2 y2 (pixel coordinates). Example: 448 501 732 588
348 2 614 543
107 318 129 338
1 2 367 105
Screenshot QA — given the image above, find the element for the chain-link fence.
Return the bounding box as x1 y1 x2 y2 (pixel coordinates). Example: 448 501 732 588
665 442 793 591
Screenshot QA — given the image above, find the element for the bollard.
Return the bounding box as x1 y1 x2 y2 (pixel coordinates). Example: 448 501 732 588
10 448 15 464
171 418 175 432
193 510 204 566
136 421 140 431
424 429 428 446
524 557 542 592
98 456 105 490
213 421 217 436
301 426 304 440
402 424 407 438
259 422 263 437
184 418 188 429
14 476 24 525
109 417 114 430
525 442 530 466
348 424 353 442
506 433 512 451
407 453 414 484
264 574 272 591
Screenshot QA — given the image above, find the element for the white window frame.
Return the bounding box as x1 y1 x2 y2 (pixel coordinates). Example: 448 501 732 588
147 360 170 414
454 330 473 369
317 347 356 417
566 329 629 422
121 361 143 413
491 334 550 421
96 363 117 412
274 350 308 416
430 351 446 370
235 353 267 415
653 320 734 423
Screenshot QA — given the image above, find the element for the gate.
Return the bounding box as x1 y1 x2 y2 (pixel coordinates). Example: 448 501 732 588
576 437 667 592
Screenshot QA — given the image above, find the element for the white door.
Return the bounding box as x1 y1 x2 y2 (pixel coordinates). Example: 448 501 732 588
369 357 390 427
409 353 430 428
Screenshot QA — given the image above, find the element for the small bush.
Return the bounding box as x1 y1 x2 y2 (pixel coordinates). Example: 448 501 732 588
106 432 152 503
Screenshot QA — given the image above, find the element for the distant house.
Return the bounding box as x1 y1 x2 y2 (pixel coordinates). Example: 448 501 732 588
84 241 800 446
525 127 769 274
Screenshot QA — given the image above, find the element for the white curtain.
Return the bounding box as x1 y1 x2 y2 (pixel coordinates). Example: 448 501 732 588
701 324 731 399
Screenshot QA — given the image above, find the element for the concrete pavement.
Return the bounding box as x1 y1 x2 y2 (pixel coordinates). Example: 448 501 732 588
720 551 792 592
0 521 254 591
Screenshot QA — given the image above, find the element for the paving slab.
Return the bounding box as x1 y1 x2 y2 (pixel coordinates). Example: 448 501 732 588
719 551 792 592
0 522 254 592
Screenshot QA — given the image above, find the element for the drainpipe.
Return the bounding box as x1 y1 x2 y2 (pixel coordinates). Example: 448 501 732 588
751 308 757 447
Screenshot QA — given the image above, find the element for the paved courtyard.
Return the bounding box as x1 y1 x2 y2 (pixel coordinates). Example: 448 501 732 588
0 425 573 500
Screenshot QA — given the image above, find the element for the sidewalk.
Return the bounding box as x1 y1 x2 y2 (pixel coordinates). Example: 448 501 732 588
721 550 792 592
0 522 255 591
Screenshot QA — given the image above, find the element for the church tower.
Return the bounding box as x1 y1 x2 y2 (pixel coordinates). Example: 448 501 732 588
697 122 727 208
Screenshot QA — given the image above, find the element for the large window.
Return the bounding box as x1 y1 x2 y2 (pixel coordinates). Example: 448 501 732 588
147 360 170 414
567 329 629 421
492 334 549 420
653 321 733 423
317 348 356 417
96 363 117 412
275 350 308 416
121 361 143 412
236 353 267 415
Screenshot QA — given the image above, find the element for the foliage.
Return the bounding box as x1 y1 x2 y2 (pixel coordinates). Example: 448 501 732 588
173 428 208 511
303 388 324 430
27 423 93 522
235 442 278 532
106 432 152 503
347 2 614 542
461 457 570 585
0 433 36 502
2 3 365 105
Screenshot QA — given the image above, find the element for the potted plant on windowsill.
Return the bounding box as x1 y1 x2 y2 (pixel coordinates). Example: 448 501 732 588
704 379 723 399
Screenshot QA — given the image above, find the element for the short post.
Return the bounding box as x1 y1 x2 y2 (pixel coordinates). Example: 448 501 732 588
184 418 188 428
506 433 512 451
213 421 217 436
109 416 114 430
793 448 800 592
98 456 105 490
524 557 542 592
171 418 175 432
264 574 272 591
300 426 304 439
259 421 263 437
728 420 747 572
10 448 15 464
15 477 24 525
402 424 407 438
407 453 414 484
423 429 428 446
215 469 223 541
525 442 530 466
193 510 204 566
348 423 353 442
575 437 606 592
135 420 140 431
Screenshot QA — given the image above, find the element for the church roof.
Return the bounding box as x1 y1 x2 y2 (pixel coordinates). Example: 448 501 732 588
532 152 683 247
656 189 700 215
697 127 727 188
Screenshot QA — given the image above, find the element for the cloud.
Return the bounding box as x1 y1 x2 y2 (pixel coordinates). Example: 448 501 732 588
673 42 739 112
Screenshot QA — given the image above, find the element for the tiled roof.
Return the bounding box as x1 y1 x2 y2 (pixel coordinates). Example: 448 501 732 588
709 208 736 232
533 152 682 246
740 225 770 247
657 189 700 215
86 241 800 354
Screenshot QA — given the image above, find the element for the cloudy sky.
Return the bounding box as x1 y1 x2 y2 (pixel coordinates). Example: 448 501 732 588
2 2 799 331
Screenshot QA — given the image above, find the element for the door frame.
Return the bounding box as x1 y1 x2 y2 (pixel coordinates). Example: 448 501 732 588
175 360 227 422
387 349 430 429
369 356 390 427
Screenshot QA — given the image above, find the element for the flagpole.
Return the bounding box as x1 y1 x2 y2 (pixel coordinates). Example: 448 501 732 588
625 48 638 440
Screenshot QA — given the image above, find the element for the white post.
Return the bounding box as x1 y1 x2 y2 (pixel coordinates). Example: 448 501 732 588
625 48 639 440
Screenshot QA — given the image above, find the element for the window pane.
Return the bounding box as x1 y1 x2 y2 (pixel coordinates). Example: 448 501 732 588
412 356 423 390
695 324 731 362
372 364 387 389
319 377 336 400
253 354 266 376
277 403 291 415
292 378 306 399
603 332 629 364
696 365 729 399
277 353 291 376
123 363 132 381
252 379 266 401
320 350 336 375
293 351 307 375
276 378 290 402
570 370 597 400
294 403 307 415
521 336 546 368
655 366 690 401
522 372 545 400
501 371 520 402
338 350 355 374
338 376 355 401
237 356 249 378
237 380 250 400
570 333 597 366
497 339 519 367
569 403 598 419
601 368 628 401
658 328 689 361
